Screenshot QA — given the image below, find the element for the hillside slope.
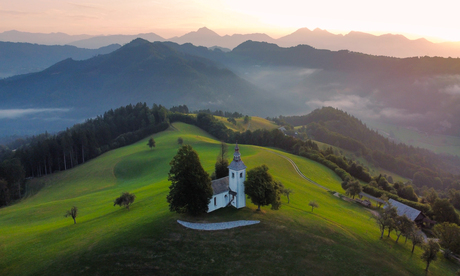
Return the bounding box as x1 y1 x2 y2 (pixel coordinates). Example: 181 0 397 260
0 123 456 275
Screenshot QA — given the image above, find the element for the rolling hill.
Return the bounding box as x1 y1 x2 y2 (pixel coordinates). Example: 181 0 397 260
0 122 456 275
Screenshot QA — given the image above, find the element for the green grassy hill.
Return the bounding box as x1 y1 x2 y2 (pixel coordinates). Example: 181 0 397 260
215 115 278 132
0 123 457 275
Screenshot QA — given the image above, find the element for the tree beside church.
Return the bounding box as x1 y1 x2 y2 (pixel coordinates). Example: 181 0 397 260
167 145 213 215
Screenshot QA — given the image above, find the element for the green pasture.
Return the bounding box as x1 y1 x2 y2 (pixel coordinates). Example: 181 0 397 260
215 115 278 132
0 123 457 275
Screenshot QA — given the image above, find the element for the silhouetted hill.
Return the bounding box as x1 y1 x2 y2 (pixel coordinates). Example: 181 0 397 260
168 27 276 49
0 42 121 78
67 33 165 49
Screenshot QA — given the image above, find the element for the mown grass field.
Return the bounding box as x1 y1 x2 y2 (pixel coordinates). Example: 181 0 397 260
0 123 457 275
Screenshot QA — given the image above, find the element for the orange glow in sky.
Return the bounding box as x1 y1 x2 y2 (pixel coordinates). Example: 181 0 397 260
0 0 459 42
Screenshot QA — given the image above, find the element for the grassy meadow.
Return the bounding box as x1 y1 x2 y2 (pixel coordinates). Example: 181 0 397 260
0 123 457 275
215 115 278 132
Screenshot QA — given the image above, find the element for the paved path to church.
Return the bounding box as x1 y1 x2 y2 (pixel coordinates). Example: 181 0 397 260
264 149 330 191
177 220 260 230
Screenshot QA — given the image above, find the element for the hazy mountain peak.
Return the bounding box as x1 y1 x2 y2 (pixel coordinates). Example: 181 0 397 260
123 37 150 47
186 27 220 37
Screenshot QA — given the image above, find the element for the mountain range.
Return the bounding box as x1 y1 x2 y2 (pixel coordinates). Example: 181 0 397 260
0 39 283 135
2 27 460 58
0 42 120 78
2 38 460 138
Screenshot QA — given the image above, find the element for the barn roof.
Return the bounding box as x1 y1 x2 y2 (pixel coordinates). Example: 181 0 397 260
388 198 422 221
211 176 229 195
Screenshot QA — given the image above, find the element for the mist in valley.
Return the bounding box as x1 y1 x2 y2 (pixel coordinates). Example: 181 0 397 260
235 64 460 136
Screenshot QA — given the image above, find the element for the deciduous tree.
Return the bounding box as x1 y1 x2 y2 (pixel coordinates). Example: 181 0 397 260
245 165 281 211
434 222 460 254
344 180 362 199
167 145 213 215
282 187 294 204
65 206 78 224
394 215 414 243
214 142 229 179
147 137 156 150
114 192 136 211
309 201 319 212
421 239 440 272
432 198 460 224
409 229 425 253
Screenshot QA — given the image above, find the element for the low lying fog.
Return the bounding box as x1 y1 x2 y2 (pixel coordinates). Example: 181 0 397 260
235 65 460 134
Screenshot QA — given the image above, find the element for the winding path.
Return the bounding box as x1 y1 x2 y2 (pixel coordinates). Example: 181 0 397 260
177 220 260 230
264 149 330 191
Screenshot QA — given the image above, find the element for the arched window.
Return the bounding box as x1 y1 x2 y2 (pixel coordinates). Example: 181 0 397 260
232 172 235 178
240 172 243 178
214 197 217 206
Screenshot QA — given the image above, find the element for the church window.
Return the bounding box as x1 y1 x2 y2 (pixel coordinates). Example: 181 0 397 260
232 172 235 178
214 197 217 206
240 172 243 178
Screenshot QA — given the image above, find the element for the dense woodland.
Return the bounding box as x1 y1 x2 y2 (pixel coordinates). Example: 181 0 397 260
1 104 460 226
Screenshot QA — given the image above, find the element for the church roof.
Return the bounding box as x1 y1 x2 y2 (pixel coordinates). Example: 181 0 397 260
211 176 229 195
228 143 247 171
387 199 422 221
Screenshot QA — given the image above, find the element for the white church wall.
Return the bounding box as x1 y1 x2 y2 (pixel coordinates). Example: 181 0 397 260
207 192 229 213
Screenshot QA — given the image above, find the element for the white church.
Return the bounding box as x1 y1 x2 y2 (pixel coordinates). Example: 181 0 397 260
207 144 246 212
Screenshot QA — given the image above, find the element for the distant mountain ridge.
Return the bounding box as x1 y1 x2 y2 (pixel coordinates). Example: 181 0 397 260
0 30 92 45
3 27 460 58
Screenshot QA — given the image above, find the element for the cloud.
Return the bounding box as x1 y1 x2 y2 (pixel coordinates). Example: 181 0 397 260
0 108 70 119
305 94 426 124
441 84 460 96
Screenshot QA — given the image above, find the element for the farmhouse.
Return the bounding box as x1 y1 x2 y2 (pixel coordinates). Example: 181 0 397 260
387 198 435 227
207 144 246 213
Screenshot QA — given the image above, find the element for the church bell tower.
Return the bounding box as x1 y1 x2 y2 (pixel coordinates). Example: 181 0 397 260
228 143 246 208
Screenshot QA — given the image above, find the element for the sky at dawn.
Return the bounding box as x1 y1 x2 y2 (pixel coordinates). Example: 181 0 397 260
0 0 459 42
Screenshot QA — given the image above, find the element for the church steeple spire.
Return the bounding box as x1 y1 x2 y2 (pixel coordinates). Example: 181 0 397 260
228 142 246 170
233 142 241 161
